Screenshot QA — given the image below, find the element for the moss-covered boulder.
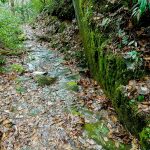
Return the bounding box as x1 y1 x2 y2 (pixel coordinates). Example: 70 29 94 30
34 75 57 86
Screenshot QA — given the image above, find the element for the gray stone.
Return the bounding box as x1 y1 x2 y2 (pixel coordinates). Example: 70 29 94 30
138 86 150 95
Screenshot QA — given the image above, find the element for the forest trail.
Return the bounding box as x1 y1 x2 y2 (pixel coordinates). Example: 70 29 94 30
0 25 105 150
0 0 149 149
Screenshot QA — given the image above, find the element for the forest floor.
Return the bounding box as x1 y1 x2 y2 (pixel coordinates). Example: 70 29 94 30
0 23 140 150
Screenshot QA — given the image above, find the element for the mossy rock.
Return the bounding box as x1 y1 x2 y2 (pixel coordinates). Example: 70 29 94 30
84 122 131 150
66 81 79 91
34 75 57 86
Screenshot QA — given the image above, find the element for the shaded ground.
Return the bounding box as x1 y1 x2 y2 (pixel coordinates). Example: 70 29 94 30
0 25 139 150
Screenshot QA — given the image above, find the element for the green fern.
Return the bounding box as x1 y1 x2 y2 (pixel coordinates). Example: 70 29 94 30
138 0 148 14
132 0 150 21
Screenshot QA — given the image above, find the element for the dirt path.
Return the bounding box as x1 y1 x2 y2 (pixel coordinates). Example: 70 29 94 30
0 25 106 150
0 24 136 150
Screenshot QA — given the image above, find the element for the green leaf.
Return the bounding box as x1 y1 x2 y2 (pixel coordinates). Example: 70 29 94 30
138 95 145 102
129 99 136 105
138 0 148 14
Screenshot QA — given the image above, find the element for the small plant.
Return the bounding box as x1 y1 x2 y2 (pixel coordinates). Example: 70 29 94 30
137 95 145 102
132 0 150 21
117 29 129 46
66 81 79 92
0 66 6 73
0 56 6 65
140 126 150 147
0 56 6 73
11 64 25 74
124 50 143 71
129 99 136 106
101 18 111 30
122 35 129 45
16 86 26 94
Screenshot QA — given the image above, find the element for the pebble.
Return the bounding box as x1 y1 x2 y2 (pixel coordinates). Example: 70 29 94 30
138 86 150 95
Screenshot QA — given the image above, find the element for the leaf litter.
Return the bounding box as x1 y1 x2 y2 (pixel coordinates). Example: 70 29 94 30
0 16 142 150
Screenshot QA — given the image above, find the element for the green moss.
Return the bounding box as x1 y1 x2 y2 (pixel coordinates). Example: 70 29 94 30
70 107 83 116
140 127 150 148
66 81 78 92
34 75 57 86
85 122 131 150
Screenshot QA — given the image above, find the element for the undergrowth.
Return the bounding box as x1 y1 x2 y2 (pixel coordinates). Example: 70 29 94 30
0 7 22 50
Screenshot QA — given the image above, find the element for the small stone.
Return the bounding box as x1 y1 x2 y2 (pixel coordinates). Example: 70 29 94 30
86 139 95 145
17 106 23 111
4 110 10 113
95 145 103 150
16 115 24 119
47 101 53 106
128 80 136 89
103 137 108 142
127 85 132 90
78 137 86 144
138 86 150 95
29 108 41 116
32 71 48 76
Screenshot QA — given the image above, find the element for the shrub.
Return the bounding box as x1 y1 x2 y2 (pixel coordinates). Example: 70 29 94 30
31 0 52 13
0 7 22 50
